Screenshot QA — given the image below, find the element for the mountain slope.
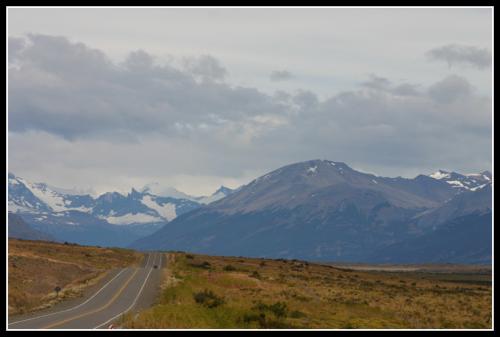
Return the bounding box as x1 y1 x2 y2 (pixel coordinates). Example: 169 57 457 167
428 169 491 191
8 213 57 242
372 211 492 264
131 159 492 263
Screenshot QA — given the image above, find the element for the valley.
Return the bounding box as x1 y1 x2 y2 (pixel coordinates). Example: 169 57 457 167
7 159 493 329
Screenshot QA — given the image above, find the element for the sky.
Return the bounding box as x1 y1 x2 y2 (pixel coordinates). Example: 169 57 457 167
7 7 493 196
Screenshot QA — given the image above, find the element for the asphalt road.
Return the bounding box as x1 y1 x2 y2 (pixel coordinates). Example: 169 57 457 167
8 252 164 329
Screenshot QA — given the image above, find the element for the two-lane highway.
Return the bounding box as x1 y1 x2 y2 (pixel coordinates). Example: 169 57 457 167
8 252 164 329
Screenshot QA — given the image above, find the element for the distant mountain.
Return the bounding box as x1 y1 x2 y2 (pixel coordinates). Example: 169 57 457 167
141 183 235 204
372 211 492 264
412 184 492 232
7 173 212 247
428 169 491 191
131 159 492 264
141 183 197 201
8 212 56 242
8 172 237 247
197 186 235 204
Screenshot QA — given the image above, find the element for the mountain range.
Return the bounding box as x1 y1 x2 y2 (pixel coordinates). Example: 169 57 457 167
131 160 492 264
8 173 234 246
8 160 492 263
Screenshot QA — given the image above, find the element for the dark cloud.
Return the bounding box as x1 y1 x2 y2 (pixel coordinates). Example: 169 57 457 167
427 44 492 69
8 35 278 140
8 34 492 191
270 70 293 81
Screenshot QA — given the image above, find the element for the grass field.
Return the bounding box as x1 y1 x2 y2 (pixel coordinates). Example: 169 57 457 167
122 252 492 329
8 238 143 316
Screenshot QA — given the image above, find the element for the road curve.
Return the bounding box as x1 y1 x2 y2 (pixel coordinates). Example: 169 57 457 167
8 252 164 329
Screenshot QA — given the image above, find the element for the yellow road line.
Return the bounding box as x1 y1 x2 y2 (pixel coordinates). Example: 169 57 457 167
43 267 140 329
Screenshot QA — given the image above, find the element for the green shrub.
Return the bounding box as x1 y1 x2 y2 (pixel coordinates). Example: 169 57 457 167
193 289 225 308
290 310 307 318
190 261 212 269
224 265 237 271
252 301 288 319
250 271 261 279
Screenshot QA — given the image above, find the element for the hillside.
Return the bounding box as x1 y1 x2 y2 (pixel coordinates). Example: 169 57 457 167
121 252 492 329
132 159 492 263
8 239 143 315
8 213 56 242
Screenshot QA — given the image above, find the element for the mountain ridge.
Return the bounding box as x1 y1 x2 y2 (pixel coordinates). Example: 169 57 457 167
8 173 233 246
131 159 491 263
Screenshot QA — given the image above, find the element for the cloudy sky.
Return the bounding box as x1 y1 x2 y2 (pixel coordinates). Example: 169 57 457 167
8 7 493 196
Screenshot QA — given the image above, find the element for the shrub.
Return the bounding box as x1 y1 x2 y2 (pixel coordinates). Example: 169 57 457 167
252 301 288 319
290 310 307 318
185 254 194 259
193 289 225 308
190 261 212 269
269 302 288 318
244 301 292 328
250 271 261 279
224 265 237 271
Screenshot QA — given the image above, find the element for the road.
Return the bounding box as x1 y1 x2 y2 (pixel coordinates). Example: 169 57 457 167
8 252 164 329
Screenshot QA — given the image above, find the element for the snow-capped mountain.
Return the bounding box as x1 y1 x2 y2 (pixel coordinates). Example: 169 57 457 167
8 173 227 246
92 188 200 224
8 173 234 225
197 185 235 204
140 183 197 201
141 183 235 204
429 169 491 191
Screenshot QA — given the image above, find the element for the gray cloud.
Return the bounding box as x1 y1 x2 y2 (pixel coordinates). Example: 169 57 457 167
270 70 294 81
427 44 492 69
361 74 391 90
8 35 277 140
183 55 227 82
8 34 492 194
428 75 473 104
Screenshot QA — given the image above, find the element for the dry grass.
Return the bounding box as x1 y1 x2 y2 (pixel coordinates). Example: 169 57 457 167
123 252 492 329
8 238 143 316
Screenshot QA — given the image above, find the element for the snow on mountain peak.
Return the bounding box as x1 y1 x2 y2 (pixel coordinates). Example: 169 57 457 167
307 165 318 174
429 170 450 180
141 183 196 201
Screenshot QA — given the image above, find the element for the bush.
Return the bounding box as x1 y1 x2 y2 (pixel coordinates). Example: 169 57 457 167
185 254 194 259
290 310 307 318
223 265 237 271
250 271 261 279
193 289 225 308
190 261 212 269
252 301 288 319
243 301 292 328
269 302 288 318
